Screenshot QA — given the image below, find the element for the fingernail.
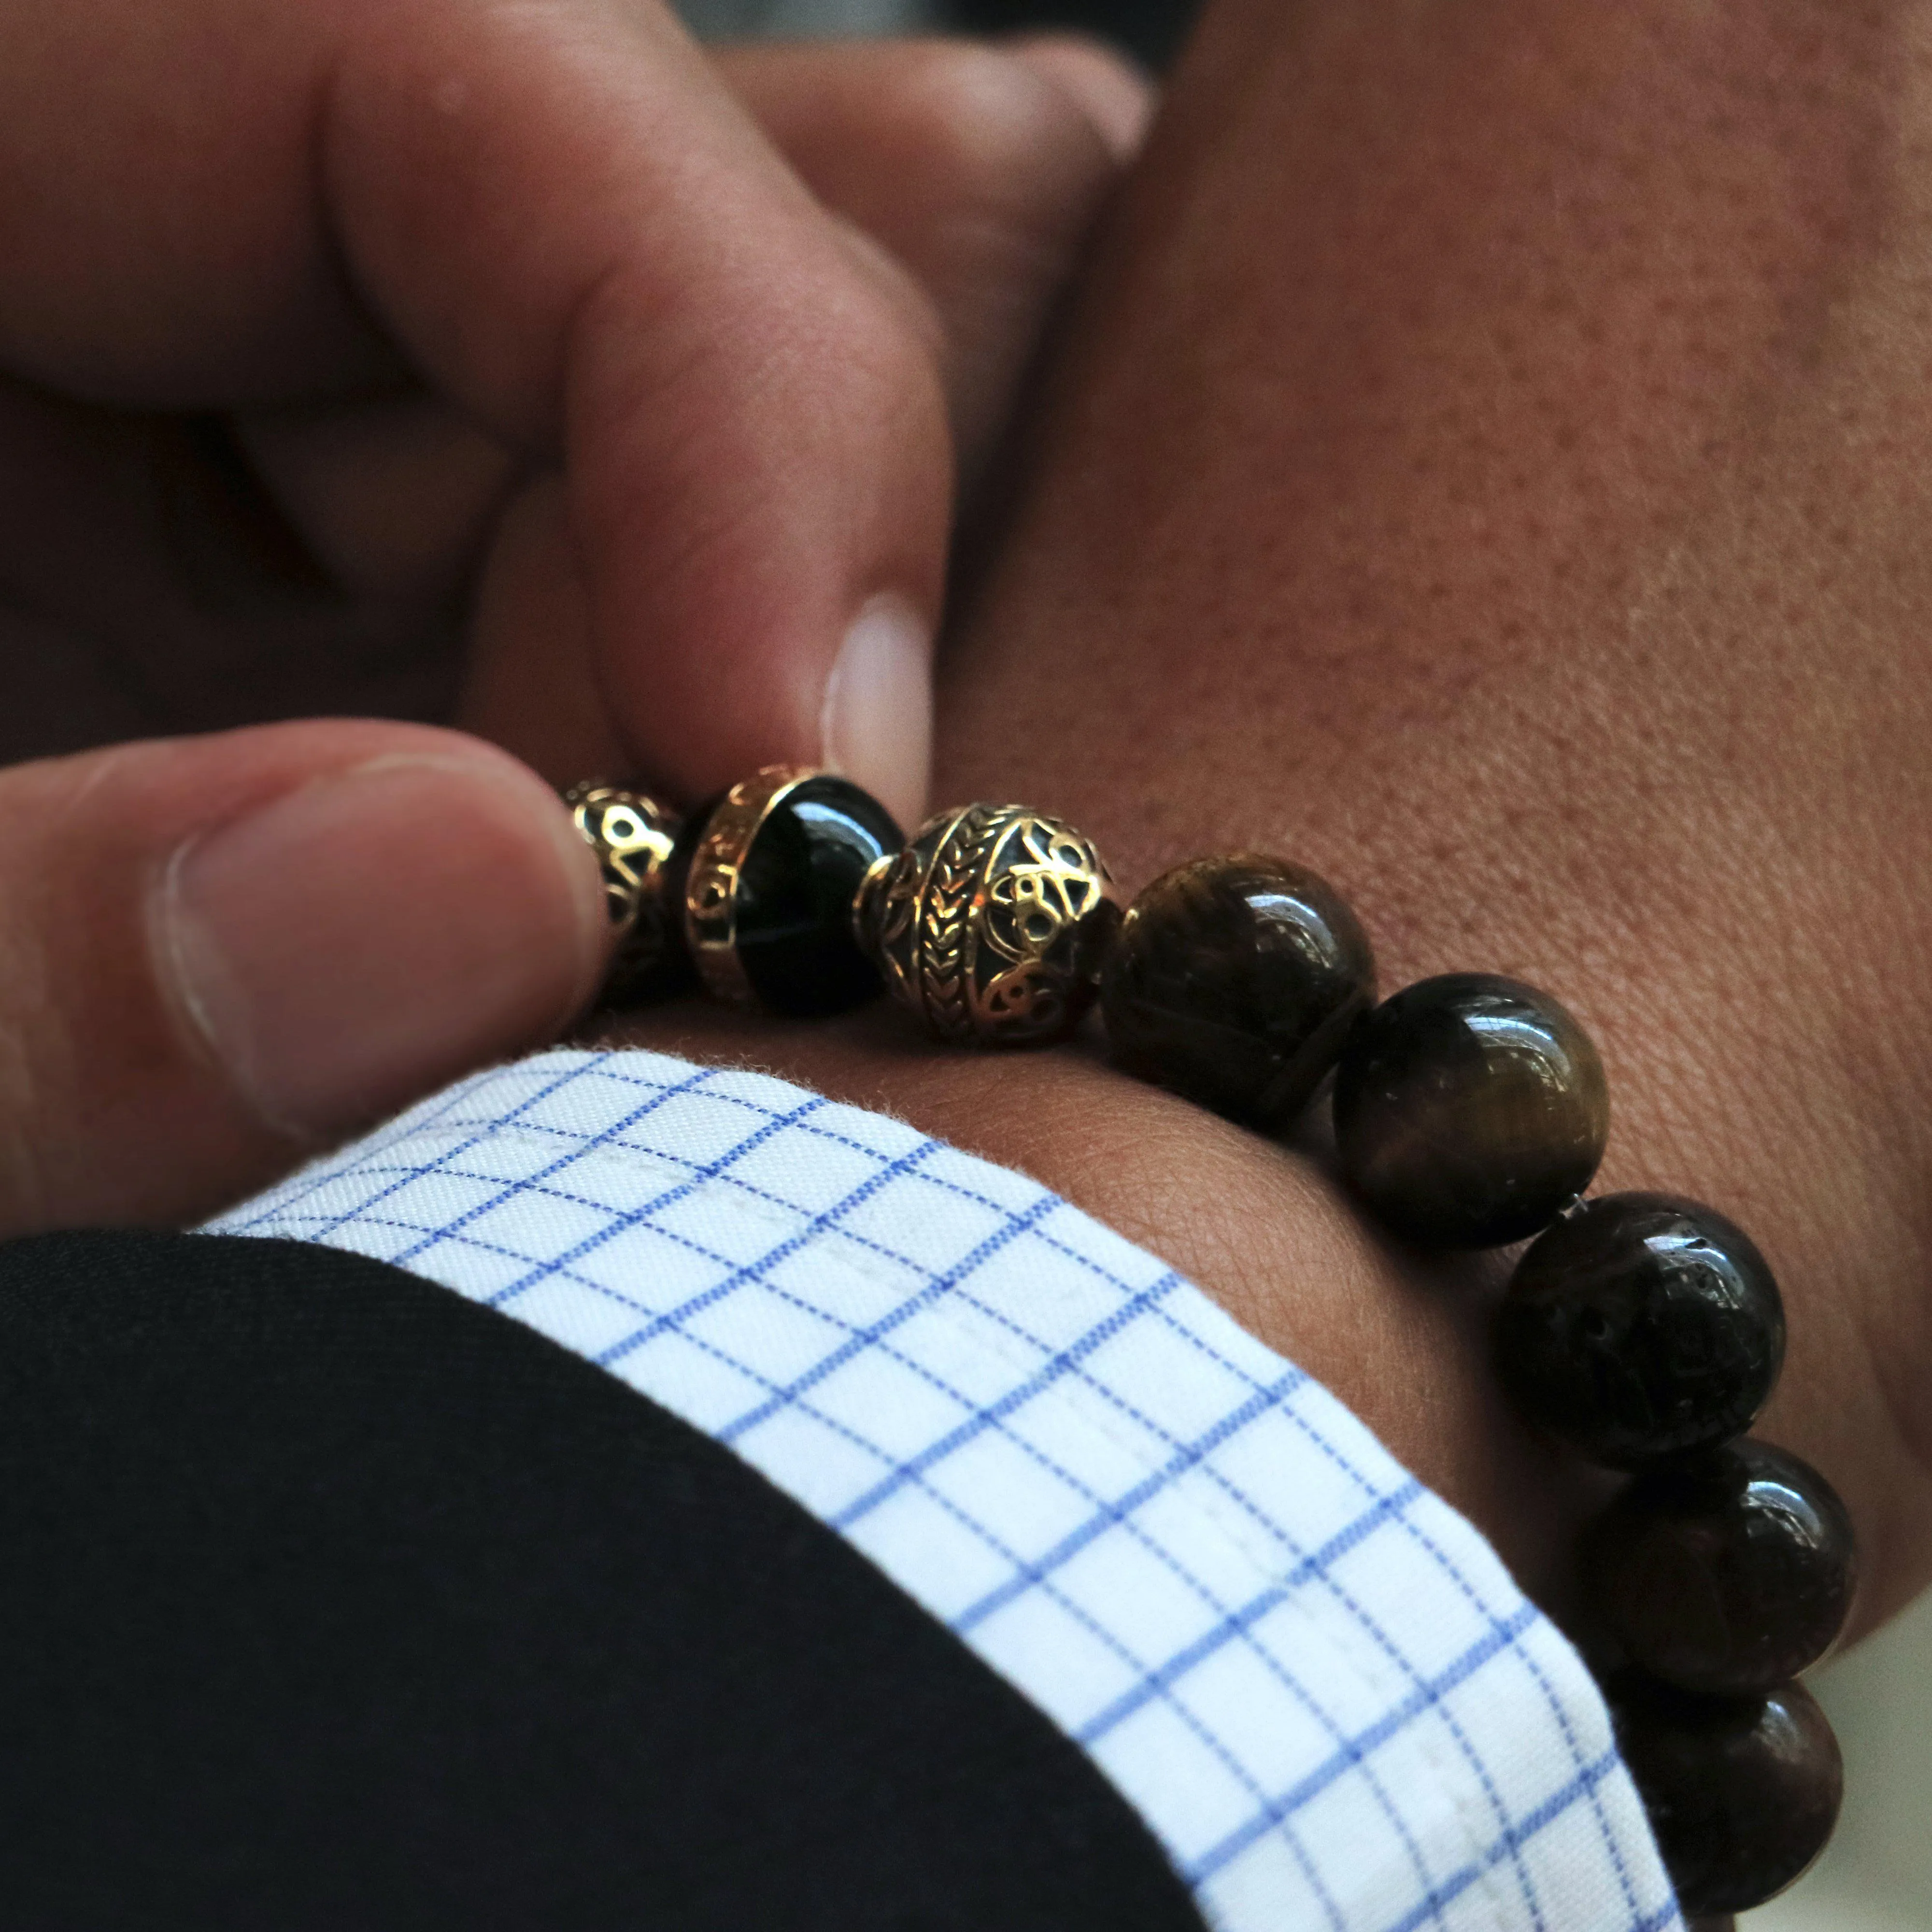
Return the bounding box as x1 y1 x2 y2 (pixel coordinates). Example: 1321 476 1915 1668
154 752 604 1138
820 594 933 831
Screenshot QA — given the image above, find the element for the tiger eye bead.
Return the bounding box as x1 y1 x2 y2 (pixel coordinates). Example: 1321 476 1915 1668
1100 854 1376 1132
1496 1194 1786 1468
1332 974 1608 1248
1584 1441 1856 1695
1606 1674 1843 1916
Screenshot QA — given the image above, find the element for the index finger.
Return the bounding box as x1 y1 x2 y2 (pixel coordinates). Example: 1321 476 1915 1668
0 0 952 820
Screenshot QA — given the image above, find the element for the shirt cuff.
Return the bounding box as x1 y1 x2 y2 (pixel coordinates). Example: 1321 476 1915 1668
208 1046 1681 1932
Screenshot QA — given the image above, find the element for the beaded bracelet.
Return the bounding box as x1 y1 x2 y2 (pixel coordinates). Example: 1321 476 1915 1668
567 768 1855 1921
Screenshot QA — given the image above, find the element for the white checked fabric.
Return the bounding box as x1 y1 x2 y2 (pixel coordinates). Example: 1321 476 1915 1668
212 1048 1681 1932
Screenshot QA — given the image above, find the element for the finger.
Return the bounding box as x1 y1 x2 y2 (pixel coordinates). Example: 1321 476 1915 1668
0 376 469 760
0 717 605 1237
1005 34 1157 163
231 35 1151 791
231 392 518 608
0 0 952 823
340 3 951 828
232 36 1151 621
464 33 1152 778
462 472 632 787
715 36 1154 484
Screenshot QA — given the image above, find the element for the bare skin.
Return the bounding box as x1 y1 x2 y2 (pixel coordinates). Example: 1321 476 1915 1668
603 0 1932 1641
1 0 1926 1665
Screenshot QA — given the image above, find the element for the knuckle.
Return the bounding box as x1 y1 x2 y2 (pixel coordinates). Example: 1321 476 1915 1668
871 42 1118 232
584 233 948 577
689 237 943 457
597 210 943 445
795 231 950 429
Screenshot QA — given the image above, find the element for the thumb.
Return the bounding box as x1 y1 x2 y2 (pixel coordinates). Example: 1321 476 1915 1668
0 720 606 1239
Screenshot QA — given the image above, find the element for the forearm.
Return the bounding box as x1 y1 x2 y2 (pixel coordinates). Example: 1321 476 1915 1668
617 0 1932 1634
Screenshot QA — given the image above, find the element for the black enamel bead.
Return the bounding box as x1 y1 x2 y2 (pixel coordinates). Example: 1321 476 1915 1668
1584 1440 1855 1695
675 772 903 1018
1100 854 1376 1132
1332 973 1608 1248
1495 1193 1785 1468
1606 1673 1843 1916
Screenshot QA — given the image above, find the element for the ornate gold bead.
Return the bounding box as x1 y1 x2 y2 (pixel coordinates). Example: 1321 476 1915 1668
853 804 1122 1047
563 781 684 1002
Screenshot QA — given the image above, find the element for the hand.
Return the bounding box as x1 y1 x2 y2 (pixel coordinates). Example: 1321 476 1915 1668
0 2 1149 1235
604 0 1932 1642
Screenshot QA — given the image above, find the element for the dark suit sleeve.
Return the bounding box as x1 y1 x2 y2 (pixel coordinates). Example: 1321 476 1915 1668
0 1229 1206 1932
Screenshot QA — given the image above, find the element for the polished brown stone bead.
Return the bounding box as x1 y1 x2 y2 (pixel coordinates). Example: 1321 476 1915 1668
1099 854 1376 1132
1331 974 1608 1248
1607 1673 1843 1916
1585 1441 1856 1695
1495 1194 1786 1468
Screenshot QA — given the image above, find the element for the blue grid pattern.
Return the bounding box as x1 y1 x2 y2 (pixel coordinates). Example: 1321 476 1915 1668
212 1049 1680 1932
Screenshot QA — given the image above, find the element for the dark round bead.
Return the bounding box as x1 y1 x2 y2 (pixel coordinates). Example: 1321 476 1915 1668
1100 853 1376 1133
675 774 902 1017
1606 1673 1843 1916
1585 1441 1855 1694
1331 973 1608 1247
1495 1194 1786 1468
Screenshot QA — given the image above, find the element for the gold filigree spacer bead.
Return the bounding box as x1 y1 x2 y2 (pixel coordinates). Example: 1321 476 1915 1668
853 804 1122 1048
563 781 685 1004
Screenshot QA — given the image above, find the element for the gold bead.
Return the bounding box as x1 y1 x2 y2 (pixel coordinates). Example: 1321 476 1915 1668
563 781 684 1003
853 804 1122 1047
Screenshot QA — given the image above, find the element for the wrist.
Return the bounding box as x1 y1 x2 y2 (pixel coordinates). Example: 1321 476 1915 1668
584 996 1609 1610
